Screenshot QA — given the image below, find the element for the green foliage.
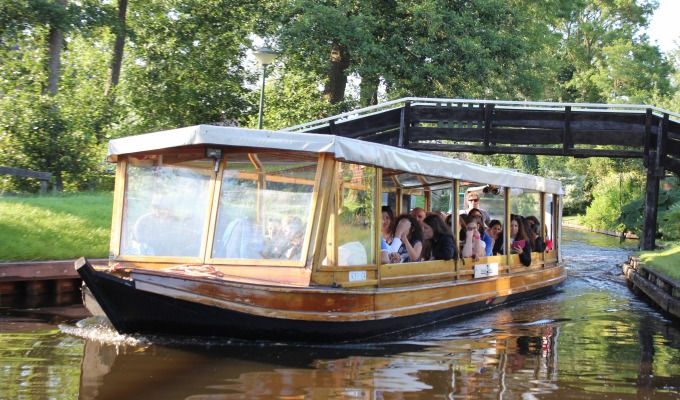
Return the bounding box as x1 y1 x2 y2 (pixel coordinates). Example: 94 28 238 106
592 40 672 104
616 186 680 239
580 172 644 231
659 203 680 241
112 0 263 133
548 0 677 105
251 68 355 130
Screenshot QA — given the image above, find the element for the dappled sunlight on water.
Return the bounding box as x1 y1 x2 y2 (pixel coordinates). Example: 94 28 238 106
2 228 680 399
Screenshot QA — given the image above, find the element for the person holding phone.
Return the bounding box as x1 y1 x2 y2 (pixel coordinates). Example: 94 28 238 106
509 215 532 266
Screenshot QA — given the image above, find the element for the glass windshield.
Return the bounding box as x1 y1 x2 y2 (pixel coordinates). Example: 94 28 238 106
212 152 318 261
119 155 212 257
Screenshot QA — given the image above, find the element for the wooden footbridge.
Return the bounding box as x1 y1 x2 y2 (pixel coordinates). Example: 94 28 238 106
284 98 680 251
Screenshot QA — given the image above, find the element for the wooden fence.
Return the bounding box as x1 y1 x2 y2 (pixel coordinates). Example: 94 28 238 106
0 166 52 194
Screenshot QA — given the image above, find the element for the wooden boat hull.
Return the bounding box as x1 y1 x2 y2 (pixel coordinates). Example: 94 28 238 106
77 258 566 342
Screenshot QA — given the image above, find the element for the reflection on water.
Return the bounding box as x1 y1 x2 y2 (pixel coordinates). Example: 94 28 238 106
2 228 680 399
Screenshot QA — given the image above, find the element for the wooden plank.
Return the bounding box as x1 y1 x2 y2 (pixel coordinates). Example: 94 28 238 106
490 128 564 144
494 109 566 122
322 108 402 137
570 130 645 146
0 260 91 281
570 110 647 125
411 105 484 122
663 155 680 175
644 109 653 168
408 143 644 158
399 101 411 148
656 114 670 177
410 126 484 141
0 166 52 181
483 104 493 151
563 106 572 154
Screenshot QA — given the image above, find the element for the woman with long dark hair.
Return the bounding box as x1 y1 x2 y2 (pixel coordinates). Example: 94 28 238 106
421 214 457 261
510 215 532 266
390 214 423 263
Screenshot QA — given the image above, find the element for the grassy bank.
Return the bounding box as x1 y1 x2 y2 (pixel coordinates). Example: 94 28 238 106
0 193 112 261
638 242 680 281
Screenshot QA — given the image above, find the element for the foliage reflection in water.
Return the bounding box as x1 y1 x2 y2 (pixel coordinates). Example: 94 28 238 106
1 228 680 399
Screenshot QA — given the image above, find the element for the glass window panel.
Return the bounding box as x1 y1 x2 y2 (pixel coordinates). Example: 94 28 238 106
212 153 317 261
337 163 376 266
120 156 211 257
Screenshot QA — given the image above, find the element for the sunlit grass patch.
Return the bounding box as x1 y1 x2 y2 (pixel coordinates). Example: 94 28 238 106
0 193 112 261
638 242 680 281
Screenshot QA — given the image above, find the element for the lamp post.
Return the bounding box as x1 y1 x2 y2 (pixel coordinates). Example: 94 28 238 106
253 47 278 130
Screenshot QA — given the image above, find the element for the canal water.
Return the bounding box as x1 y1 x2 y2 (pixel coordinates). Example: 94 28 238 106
2 228 679 399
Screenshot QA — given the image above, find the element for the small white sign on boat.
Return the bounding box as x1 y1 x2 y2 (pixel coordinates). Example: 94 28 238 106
349 270 367 282
474 263 499 279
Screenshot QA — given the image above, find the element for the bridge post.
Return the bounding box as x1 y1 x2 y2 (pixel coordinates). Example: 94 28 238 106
642 164 660 250
398 101 411 148
641 113 669 250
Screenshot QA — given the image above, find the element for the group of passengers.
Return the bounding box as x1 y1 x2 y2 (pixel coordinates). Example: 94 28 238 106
380 191 552 266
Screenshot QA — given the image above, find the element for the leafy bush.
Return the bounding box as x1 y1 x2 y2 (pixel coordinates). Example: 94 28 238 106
617 188 680 239
580 172 643 231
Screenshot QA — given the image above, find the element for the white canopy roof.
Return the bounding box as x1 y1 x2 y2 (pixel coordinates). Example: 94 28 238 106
108 125 564 195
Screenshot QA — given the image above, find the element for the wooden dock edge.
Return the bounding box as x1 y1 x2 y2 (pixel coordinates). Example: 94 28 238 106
0 259 107 298
622 255 680 320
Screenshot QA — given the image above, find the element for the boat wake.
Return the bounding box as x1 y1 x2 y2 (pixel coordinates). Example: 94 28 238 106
59 317 151 348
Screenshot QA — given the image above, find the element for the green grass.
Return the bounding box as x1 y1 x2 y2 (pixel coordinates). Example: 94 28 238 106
0 193 112 261
562 215 580 223
638 242 680 281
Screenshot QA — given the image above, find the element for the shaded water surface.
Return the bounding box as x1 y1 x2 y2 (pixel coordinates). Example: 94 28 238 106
2 228 680 399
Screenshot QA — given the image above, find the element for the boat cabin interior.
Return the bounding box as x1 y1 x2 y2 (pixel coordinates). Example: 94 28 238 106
107 133 562 289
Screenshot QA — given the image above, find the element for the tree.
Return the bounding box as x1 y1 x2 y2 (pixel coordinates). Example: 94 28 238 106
275 0 559 113
0 0 115 192
552 0 668 103
110 0 265 134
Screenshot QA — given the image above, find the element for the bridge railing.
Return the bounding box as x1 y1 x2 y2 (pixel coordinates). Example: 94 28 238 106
0 166 52 194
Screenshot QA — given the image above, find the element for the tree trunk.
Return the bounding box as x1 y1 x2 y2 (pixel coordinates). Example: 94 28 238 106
98 0 128 145
359 74 379 107
43 5 65 97
324 40 350 104
104 0 128 98
43 0 67 191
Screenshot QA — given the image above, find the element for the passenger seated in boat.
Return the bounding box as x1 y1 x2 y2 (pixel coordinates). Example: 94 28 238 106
444 213 455 234
380 237 391 264
381 206 396 247
525 216 547 252
421 214 457 261
410 207 427 225
262 216 304 259
488 220 503 255
132 195 196 256
460 192 491 228
510 215 532 266
389 214 423 263
461 214 485 261
467 208 493 256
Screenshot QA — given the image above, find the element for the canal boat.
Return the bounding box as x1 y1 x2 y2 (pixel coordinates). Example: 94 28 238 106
76 124 566 342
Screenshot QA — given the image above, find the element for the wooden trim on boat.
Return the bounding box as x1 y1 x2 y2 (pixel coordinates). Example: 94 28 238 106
126 263 566 322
